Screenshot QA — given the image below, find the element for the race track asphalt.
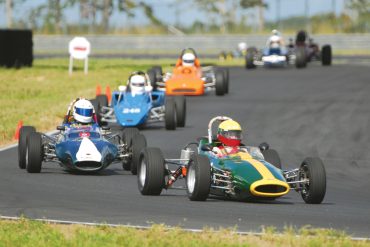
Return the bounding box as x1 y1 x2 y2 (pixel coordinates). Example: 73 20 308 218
1 62 370 237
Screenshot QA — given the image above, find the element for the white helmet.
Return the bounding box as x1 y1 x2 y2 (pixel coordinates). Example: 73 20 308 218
182 53 195 67
130 74 146 95
272 29 279 36
73 99 94 124
238 42 248 52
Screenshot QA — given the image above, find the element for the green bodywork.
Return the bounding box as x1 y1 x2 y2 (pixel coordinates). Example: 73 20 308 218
198 138 287 200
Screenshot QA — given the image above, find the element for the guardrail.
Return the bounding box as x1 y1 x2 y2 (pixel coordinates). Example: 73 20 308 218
34 34 370 55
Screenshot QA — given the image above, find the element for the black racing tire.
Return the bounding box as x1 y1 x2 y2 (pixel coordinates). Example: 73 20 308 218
121 128 140 171
18 126 36 169
295 47 307 68
91 99 104 127
262 149 282 169
152 66 163 79
26 132 43 173
300 157 326 204
296 30 307 43
165 98 176 130
215 70 225 96
246 47 257 69
96 94 108 107
138 147 165 195
186 154 211 201
131 134 147 175
174 96 186 127
321 45 332 66
222 68 229 94
147 69 158 91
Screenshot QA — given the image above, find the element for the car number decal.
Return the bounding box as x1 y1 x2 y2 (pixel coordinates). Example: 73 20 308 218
123 108 141 114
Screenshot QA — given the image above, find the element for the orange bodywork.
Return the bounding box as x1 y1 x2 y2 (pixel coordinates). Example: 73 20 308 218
165 59 205 96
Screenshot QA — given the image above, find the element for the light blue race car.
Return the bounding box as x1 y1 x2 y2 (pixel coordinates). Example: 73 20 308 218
92 83 186 131
17 122 147 174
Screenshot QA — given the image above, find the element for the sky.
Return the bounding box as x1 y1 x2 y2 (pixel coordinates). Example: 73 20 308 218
0 0 347 28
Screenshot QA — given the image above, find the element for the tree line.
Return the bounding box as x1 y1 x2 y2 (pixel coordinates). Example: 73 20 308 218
0 0 369 34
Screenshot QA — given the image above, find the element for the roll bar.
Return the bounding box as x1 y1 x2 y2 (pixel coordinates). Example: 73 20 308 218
207 116 232 143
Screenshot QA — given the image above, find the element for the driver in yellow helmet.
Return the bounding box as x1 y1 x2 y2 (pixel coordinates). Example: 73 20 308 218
212 119 246 157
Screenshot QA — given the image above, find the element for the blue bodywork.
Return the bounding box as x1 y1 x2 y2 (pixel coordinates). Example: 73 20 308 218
111 90 165 127
55 124 119 171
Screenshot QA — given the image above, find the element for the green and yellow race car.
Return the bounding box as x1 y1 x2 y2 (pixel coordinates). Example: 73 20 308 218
137 116 326 204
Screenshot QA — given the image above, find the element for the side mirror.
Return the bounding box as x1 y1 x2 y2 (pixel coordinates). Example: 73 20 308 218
102 126 110 131
201 144 213 152
57 126 65 131
259 142 270 151
118 85 127 92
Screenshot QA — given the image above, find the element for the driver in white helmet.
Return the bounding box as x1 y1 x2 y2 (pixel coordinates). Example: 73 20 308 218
237 42 248 55
64 98 95 126
182 52 196 67
118 71 152 96
266 29 285 48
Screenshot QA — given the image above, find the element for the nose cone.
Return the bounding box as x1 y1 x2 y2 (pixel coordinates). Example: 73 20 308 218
76 137 102 162
250 179 290 197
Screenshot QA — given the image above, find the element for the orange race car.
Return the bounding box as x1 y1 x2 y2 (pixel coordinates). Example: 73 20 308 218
147 48 229 96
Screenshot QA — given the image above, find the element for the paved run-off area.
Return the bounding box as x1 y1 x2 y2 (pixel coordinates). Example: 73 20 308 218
1 63 369 237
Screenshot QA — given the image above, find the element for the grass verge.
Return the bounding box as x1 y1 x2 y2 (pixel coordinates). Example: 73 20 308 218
0 219 369 247
0 58 240 147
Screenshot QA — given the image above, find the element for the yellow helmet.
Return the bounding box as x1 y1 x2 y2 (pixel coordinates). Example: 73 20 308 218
217 120 243 146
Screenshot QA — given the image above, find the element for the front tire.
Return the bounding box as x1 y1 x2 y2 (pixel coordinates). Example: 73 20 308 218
165 98 176 130
18 126 36 169
186 154 211 201
138 148 165 195
215 70 225 96
131 134 147 175
174 96 186 127
121 128 140 171
26 132 43 173
321 45 332 66
295 47 307 68
300 157 326 204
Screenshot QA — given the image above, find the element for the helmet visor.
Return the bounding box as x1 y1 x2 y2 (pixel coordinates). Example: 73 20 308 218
131 82 145 87
75 108 93 117
183 59 194 64
219 130 242 140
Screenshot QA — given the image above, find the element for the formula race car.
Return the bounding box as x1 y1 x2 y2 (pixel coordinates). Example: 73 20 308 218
148 48 229 96
137 116 327 204
287 30 332 68
246 46 289 68
91 74 186 130
18 122 146 174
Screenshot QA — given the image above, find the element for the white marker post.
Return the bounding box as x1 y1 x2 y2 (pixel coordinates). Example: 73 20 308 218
68 37 91 75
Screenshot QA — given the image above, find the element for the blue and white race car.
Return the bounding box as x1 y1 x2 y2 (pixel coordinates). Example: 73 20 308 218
93 72 186 130
18 122 147 174
246 46 289 69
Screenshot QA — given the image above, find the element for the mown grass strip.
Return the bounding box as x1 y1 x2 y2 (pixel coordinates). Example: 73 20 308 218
0 58 240 147
0 218 369 247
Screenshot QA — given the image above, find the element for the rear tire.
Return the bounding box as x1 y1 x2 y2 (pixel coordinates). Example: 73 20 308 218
246 47 257 69
215 70 225 96
96 94 108 107
300 157 326 204
165 98 176 130
121 128 140 171
262 149 282 169
18 126 36 169
26 132 43 173
222 68 229 94
295 47 307 68
174 96 186 127
147 69 158 91
138 148 165 195
91 99 103 126
131 134 147 175
321 45 332 66
186 154 211 201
